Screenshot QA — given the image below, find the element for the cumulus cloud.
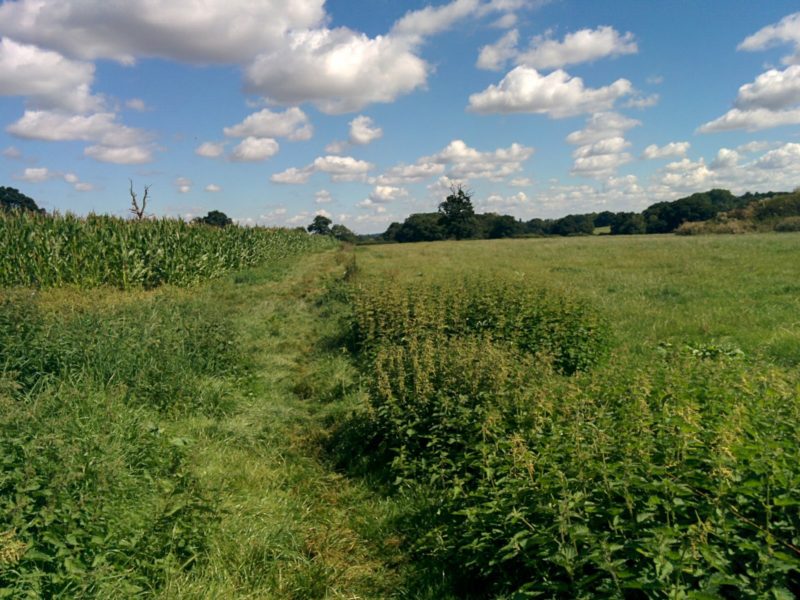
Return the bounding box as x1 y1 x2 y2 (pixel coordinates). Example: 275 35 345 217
738 11 800 65
702 35 800 132
425 139 534 180
0 0 326 65
7 109 154 164
271 167 313 185
205 184 222 193
175 177 192 194
315 190 333 204
368 185 409 203
349 115 383 145
245 28 428 114
642 142 690 160
734 65 800 111
230 137 280 162
517 26 637 70
84 144 154 164
698 107 800 133
125 98 147 111
468 67 633 117
2 146 22 159
565 112 640 146
477 29 520 70
0 38 101 113
510 177 533 186
223 107 313 141
566 112 639 178
17 167 55 182
271 155 373 184
376 161 447 185
195 141 226 158
624 93 659 109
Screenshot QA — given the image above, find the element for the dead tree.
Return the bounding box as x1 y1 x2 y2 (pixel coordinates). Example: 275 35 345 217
129 179 151 220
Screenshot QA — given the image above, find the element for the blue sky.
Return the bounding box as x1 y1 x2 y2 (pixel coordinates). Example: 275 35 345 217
1 0 799 232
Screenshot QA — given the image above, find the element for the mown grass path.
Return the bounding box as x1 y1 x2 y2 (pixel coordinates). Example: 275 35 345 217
159 249 407 599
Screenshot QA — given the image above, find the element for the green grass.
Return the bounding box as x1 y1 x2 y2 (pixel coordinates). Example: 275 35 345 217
3 232 799 598
354 233 800 361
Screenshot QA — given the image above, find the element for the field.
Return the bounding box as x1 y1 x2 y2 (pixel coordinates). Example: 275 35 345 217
2 225 799 598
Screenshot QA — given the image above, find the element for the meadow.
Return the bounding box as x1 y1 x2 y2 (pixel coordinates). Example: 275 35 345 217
1 219 799 598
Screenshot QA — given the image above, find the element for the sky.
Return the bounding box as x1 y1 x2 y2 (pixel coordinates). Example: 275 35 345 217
1 0 800 233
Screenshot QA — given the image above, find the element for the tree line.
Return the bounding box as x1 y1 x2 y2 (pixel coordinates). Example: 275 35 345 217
369 187 791 243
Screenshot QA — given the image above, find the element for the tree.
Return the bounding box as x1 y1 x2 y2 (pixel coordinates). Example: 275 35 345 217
0 187 43 213
128 179 151 220
195 210 232 227
395 213 446 243
307 215 332 235
438 185 478 240
550 214 594 236
331 223 358 243
610 212 646 235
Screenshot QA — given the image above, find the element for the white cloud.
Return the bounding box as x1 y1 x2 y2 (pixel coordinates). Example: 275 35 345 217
376 161 447 185
325 140 349 154
425 139 534 181
624 93 659 109
642 142 690 160
701 43 800 133
315 189 333 203
2 146 21 159
271 167 313 184
510 177 533 186
195 141 226 158
245 28 428 114
175 177 192 194
566 112 639 178
710 148 740 169
7 110 150 147
349 115 383 145
368 185 408 203
516 26 637 70
734 65 800 111
738 12 800 65
478 190 529 211
84 144 153 164
312 155 374 181
74 182 94 192
18 167 54 182
0 0 327 65
0 38 101 113
223 107 313 141
391 0 481 41
468 66 633 117
125 98 147 111
205 184 222 193
753 142 800 170
698 107 800 133
230 137 280 162
565 112 640 146
271 155 373 184
477 29 519 71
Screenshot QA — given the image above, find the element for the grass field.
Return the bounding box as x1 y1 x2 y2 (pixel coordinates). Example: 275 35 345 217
2 232 799 598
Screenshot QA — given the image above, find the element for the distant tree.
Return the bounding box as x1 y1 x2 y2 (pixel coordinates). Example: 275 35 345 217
482 213 522 239
331 223 358 243
438 186 478 240
524 218 551 236
594 211 616 227
550 214 595 236
307 215 332 235
195 210 233 227
610 212 646 235
643 189 739 233
383 221 402 242
128 179 151 221
0 187 43 213
395 213 446 243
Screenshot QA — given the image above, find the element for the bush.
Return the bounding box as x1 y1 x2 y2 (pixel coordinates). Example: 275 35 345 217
349 277 607 375
774 216 800 232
